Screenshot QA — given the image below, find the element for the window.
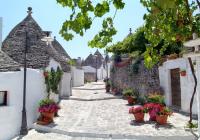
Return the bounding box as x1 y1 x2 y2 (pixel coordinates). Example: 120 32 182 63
0 91 7 106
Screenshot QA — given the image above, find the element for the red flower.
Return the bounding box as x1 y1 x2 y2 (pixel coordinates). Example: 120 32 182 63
129 106 146 114
43 72 48 78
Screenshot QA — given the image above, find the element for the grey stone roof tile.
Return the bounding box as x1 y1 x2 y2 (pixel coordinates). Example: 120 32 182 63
0 50 21 72
2 14 70 72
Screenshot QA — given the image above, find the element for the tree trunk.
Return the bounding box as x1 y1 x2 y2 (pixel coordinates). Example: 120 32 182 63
188 57 197 124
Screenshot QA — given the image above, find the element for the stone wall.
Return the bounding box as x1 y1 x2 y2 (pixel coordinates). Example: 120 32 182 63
110 60 160 95
84 72 96 83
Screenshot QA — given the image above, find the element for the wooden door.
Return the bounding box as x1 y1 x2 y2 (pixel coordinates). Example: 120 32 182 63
170 68 181 108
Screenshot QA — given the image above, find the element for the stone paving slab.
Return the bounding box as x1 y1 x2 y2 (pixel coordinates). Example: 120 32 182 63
36 82 197 138
13 82 198 140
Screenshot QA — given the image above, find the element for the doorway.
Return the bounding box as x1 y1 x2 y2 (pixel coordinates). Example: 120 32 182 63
170 68 181 108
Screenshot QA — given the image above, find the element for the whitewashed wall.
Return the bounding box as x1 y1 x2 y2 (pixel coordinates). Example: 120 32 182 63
71 66 84 87
60 72 72 97
47 58 72 97
46 58 61 71
83 65 110 80
0 69 46 140
159 58 197 114
82 66 96 73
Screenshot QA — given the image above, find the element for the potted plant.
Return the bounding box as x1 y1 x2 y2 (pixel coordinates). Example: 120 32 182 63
111 87 118 95
37 98 60 125
156 107 173 125
123 88 138 105
144 103 164 121
144 93 165 121
105 80 111 93
44 67 63 103
180 69 186 76
129 106 147 122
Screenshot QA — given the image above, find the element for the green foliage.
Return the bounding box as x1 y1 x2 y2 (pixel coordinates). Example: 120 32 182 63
186 122 198 129
57 0 200 68
88 17 117 48
130 58 142 74
105 80 111 87
39 98 55 107
67 59 76 66
44 67 63 96
122 88 139 97
107 27 148 55
57 0 125 47
141 0 200 68
94 1 110 17
147 94 165 105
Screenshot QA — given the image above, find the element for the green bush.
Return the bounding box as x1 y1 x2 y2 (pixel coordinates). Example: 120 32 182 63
122 88 139 97
147 93 165 105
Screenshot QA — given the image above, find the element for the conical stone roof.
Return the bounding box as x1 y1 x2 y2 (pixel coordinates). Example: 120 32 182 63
0 50 20 72
52 37 71 60
2 8 70 72
83 50 104 69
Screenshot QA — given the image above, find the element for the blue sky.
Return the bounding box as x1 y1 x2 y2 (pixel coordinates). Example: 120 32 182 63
0 0 146 59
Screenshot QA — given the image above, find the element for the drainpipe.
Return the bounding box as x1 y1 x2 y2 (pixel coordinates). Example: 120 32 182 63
0 17 2 49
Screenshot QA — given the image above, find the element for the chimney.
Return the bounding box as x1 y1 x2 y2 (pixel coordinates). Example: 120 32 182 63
0 17 2 49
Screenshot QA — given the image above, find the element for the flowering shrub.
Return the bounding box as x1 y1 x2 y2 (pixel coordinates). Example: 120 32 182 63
43 67 63 96
157 107 173 116
147 93 165 105
144 103 163 111
38 99 60 113
129 106 147 114
144 103 164 121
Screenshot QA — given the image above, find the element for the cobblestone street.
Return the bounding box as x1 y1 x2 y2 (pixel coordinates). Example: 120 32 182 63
14 82 198 140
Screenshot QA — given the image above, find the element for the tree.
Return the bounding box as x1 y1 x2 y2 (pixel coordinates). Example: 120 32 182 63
140 0 200 125
56 0 200 126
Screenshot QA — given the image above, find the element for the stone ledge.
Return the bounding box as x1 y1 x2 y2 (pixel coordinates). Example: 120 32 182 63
31 123 195 140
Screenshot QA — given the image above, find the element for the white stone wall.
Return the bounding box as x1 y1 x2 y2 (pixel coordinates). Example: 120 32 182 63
46 58 61 71
71 66 84 87
82 66 96 73
159 58 198 114
83 65 110 80
60 72 72 97
0 69 46 140
47 58 72 97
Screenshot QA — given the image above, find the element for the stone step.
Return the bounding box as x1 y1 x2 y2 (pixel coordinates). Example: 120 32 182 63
31 123 195 140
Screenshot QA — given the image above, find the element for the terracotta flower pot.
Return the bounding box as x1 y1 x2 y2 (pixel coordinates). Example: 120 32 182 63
43 72 48 78
41 112 54 121
149 109 157 121
156 115 168 125
111 88 117 95
127 96 135 105
180 71 186 76
134 113 144 122
37 112 55 125
106 86 110 93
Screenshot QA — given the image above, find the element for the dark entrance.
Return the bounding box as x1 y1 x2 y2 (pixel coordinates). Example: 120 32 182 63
170 68 181 108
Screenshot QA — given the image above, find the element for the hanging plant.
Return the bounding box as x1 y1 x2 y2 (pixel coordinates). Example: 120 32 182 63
44 67 63 98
